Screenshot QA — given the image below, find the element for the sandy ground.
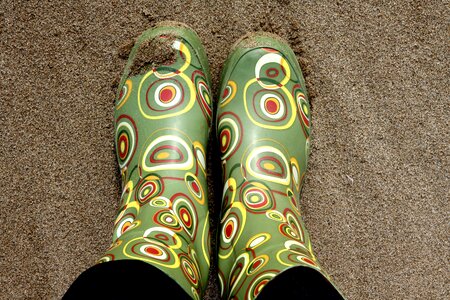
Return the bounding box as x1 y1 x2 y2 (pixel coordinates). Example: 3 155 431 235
0 1 448 299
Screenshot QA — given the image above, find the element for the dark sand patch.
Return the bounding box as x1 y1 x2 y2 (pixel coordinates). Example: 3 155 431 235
111 35 176 92
117 38 136 60
128 35 176 76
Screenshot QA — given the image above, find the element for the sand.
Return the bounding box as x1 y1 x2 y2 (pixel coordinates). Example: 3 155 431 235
0 1 448 299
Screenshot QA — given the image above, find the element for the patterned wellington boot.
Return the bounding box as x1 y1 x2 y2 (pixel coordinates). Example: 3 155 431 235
216 33 344 299
100 23 212 299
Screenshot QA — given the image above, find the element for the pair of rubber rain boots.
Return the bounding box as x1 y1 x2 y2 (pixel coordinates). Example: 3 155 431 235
101 22 342 300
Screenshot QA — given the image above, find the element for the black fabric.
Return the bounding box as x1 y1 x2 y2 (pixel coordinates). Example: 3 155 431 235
64 261 343 299
258 266 345 300
63 260 190 299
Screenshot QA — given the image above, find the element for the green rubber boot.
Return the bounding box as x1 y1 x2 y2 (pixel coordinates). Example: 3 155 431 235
216 33 342 299
99 22 212 299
